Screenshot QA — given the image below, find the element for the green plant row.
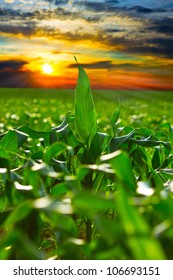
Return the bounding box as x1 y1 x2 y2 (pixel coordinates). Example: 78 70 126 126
0 62 173 260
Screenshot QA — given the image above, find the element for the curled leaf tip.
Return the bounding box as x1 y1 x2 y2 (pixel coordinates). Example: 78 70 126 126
74 56 78 64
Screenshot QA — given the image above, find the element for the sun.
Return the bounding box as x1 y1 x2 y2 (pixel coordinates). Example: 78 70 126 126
42 63 53 75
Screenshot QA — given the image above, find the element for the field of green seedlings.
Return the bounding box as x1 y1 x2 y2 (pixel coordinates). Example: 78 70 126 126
0 65 173 260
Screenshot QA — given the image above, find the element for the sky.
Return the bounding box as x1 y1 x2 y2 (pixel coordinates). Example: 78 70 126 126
0 0 173 90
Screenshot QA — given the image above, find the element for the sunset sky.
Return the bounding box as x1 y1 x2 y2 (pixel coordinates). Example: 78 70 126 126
0 0 173 90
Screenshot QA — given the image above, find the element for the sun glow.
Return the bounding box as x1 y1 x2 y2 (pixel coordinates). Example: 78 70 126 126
42 63 53 74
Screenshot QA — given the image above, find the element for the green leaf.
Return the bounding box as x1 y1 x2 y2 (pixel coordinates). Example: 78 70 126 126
0 192 7 212
74 58 97 145
132 135 171 150
18 125 50 145
101 150 136 194
0 148 9 159
51 112 71 144
89 133 102 160
109 130 134 152
160 172 173 181
0 129 27 152
73 192 116 215
152 147 163 169
51 182 69 197
116 188 166 259
111 103 121 134
4 200 32 229
151 169 164 191
44 142 67 163
95 216 121 245
43 212 78 237
0 157 9 169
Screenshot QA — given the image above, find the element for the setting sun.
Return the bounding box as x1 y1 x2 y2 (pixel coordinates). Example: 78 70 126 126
42 63 53 74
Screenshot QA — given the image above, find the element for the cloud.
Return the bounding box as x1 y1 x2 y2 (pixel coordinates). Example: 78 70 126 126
106 0 119 3
151 18 173 35
147 38 173 58
52 50 80 55
82 1 123 13
0 2 173 62
0 59 28 71
0 8 6 16
68 60 139 70
0 69 34 88
127 6 154 13
104 33 173 58
0 22 37 37
82 1 107 12
84 15 102 22
128 38 173 58
105 29 125 33
0 8 21 17
68 60 114 69
44 0 69 4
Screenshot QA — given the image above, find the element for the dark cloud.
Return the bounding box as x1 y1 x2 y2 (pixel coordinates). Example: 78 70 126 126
0 8 21 17
55 0 69 4
147 38 173 58
82 2 107 12
52 50 80 55
0 6 87 32
154 8 167 12
0 69 34 88
128 38 173 58
157 25 173 35
127 6 169 14
45 0 69 4
0 8 7 16
0 6 77 21
105 29 125 33
0 60 28 71
151 18 173 35
0 22 37 37
68 60 137 70
106 33 173 58
54 7 79 19
106 0 119 3
84 16 102 22
82 1 123 12
127 6 154 13
81 2 166 14
68 60 114 69
51 29 95 42
101 35 131 49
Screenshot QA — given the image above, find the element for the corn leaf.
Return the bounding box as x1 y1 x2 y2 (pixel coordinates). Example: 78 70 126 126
74 58 97 146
